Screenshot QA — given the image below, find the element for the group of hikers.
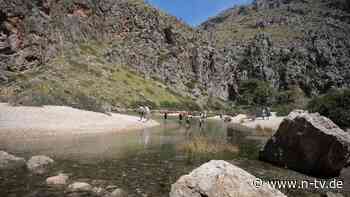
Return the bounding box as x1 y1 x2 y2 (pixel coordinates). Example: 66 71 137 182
162 111 208 128
138 105 271 125
138 106 151 122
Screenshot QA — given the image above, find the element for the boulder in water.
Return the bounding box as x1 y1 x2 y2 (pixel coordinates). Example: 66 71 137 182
26 155 54 174
170 160 286 197
92 187 108 196
260 110 350 177
0 151 26 171
109 188 128 197
67 182 93 192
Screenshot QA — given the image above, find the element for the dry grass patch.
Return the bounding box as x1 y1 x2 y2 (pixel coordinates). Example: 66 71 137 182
178 136 239 155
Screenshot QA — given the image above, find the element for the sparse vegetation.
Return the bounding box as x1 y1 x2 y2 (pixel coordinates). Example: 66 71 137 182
3 42 198 111
307 89 350 128
237 79 275 106
203 4 305 47
178 135 239 162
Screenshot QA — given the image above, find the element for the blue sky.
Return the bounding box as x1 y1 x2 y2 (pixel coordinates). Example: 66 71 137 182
147 0 253 26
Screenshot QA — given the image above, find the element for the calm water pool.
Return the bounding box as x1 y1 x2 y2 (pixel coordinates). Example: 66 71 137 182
0 116 349 197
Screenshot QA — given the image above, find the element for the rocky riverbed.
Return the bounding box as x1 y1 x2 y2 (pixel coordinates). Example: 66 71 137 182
0 115 349 197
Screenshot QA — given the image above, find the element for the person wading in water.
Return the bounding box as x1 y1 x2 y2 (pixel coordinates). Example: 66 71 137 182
179 112 183 123
199 116 204 129
185 112 191 127
164 111 168 120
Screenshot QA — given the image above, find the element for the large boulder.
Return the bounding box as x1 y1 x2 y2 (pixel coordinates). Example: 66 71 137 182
26 155 54 174
170 160 286 197
0 151 26 171
260 110 350 177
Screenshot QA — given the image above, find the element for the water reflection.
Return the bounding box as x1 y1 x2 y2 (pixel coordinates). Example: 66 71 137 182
140 127 151 147
0 118 269 197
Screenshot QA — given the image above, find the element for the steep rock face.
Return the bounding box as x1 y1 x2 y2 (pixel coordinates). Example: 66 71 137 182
0 0 235 103
236 31 350 95
200 0 350 97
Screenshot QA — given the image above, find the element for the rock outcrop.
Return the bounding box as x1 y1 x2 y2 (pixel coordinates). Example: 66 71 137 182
170 160 286 197
0 151 26 171
201 0 350 97
260 110 350 177
26 155 54 174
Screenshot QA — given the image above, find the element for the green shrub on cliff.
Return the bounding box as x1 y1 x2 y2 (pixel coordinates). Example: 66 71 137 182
307 89 350 128
237 79 275 106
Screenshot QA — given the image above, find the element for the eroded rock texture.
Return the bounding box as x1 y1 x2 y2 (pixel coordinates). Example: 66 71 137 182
260 110 350 177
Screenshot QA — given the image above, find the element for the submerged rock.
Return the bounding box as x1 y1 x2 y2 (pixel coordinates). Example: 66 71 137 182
170 160 286 197
0 151 26 171
26 155 54 174
260 110 350 177
108 188 128 197
105 185 119 191
46 173 69 186
67 182 93 192
92 187 108 196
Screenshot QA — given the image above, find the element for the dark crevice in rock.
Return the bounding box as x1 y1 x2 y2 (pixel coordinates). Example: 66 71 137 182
0 10 7 24
25 55 40 63
0 47 15 55
209 51 215 72
0 11 10 36
228 84 238 101
199 193 209 197
164 27 175 45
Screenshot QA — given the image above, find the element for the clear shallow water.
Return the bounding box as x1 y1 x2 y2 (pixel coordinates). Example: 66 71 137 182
0 116 349 197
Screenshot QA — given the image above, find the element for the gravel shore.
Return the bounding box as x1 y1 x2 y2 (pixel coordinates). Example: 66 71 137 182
0 103 159 138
